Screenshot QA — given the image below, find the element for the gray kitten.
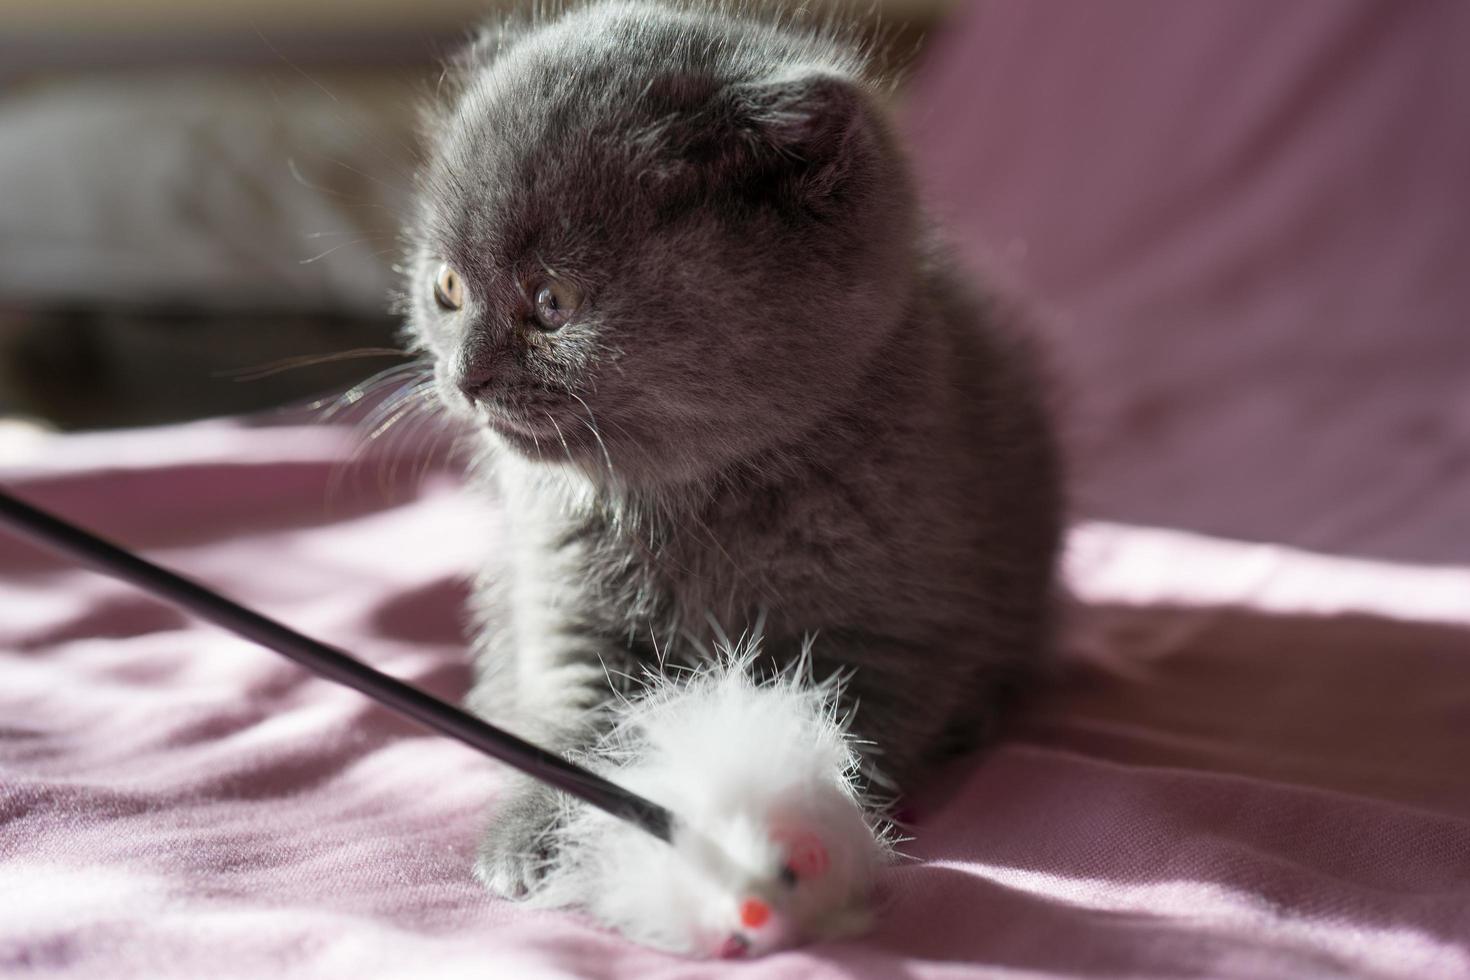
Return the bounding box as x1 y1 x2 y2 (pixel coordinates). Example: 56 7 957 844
402 1 1063 897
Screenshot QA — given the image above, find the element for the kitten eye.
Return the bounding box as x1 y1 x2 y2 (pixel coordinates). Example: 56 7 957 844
530 278 583 332
433 263 464 311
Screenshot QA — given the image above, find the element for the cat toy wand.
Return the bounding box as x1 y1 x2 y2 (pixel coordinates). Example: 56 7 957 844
0 486 674 844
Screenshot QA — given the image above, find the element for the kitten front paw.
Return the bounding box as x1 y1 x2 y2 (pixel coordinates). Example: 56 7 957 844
474 776 565 900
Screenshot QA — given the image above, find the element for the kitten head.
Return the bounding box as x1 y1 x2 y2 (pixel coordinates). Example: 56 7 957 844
404 2 917 486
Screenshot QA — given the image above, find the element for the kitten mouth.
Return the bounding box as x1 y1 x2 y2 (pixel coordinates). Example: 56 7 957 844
480 406 550 439
464 386 591 457
477 402 570 447
480 405 603 465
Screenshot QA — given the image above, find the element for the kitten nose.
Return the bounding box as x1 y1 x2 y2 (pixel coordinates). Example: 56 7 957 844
456 363 494 403
454 345 503 403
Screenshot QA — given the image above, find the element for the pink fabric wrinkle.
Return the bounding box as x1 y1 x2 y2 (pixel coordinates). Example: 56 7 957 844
1065 523 1470 629
12 595 191 653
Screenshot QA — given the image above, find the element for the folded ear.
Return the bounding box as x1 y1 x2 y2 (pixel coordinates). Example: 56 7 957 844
638 70 876 210
728 71 871 204
734 72 863 160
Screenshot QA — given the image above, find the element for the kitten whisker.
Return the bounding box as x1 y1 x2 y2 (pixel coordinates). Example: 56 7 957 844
364 382 437 442
285 158 404 218
298 238 382 265
310 361 431 421
256 32 421 193
254 26 340 104
319 366 435 507
218 348 410 382
373 385 443 495
543 411 577 473
568 392 616 482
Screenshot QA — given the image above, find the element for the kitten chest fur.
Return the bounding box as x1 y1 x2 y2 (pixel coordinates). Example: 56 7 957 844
484 269 1054 669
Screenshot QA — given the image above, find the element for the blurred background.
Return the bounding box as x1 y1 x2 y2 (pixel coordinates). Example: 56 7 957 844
1 0 1466 563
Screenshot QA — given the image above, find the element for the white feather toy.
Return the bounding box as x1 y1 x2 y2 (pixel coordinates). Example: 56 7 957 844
0 492 892 959
527 644 892 957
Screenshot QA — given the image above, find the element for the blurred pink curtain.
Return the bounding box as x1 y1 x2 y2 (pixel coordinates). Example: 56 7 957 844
908 0 1470 564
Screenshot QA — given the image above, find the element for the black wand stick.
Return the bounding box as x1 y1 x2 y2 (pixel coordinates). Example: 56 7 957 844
0 487 674 843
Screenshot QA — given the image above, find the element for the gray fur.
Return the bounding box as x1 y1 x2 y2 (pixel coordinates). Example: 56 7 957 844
401 1 1064 896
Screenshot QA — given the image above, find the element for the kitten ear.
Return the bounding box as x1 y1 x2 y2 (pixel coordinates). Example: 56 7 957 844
645 71 876 207
728 71 871 203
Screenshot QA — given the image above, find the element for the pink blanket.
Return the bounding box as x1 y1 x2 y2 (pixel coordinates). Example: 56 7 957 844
3 420 1467 978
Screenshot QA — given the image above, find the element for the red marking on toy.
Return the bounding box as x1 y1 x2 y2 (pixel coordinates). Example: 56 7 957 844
740 898 771 929
719 934 749 959
774 828 830 880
